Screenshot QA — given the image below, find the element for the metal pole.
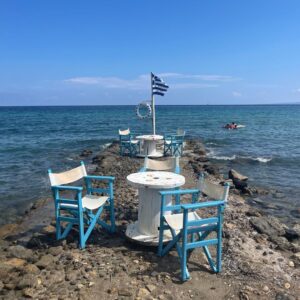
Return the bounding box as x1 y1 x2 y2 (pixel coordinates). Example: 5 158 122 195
151 72 156 135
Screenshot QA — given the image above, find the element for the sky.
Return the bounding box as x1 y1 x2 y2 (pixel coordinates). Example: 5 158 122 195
1 0 300 106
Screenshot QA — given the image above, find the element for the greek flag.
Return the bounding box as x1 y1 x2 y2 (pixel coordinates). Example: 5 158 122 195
152 73 169 96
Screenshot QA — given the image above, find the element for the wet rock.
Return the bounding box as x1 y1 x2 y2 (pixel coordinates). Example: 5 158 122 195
232 178 248 190
204 164 219 175
80 149 93 157
0 223 19 238
35 254 55 269
285 228 300 241
229 169 248 181
8 245 33 260
290 208 300 218
249 216 286 237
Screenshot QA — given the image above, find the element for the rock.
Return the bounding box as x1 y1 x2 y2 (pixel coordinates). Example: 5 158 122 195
290 252 300 266
137 288 150 298
48 246 63 256
0 281 4 291
0 223 18 238
239 291 250 300
118 288 133 297
285 228 300 241
35 254 54 269
17 274 39 289
80 149 93 157
204 165 219 175
229 169 248 181
232 178 248 190
288 261 294 267
23 288 35 298
8 245 33 260
275 292 296 300
284 282 291 289
262 285 269 293
42 225 56 234
146 284 157 293
24 264 40 274
290 208 300 218
249 216 286 238
4 258 27 268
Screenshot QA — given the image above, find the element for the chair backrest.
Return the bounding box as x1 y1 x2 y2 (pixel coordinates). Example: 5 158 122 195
119 128 130 135
144 157 180 173
176 128 186 136
48 163 87 186
197 174 229 201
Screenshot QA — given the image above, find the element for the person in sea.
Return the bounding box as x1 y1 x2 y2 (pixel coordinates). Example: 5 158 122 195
224 122 237 129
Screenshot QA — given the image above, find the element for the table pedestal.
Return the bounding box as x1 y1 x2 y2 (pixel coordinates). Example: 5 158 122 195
137 140 163 158
125 187 172 245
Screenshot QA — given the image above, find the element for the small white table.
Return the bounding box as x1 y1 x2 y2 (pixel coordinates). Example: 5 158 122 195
136 134 164 158
125 171 185 245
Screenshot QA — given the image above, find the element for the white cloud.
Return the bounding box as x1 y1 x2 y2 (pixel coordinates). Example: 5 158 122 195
64 73 238 90
232 91 242 97
158 73 239 82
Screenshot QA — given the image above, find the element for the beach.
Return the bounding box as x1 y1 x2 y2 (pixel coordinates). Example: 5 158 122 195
0 140 299 299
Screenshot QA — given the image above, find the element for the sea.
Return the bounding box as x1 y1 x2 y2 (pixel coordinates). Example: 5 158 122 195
0 105 299 226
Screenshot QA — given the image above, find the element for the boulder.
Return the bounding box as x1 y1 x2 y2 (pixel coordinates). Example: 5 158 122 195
8 245 33 260
229 169 248 181
35 254 54 269
80 149 93 157
232 178 248 190
249 216 286 237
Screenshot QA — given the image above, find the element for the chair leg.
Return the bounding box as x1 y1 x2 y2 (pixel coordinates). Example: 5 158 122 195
110 199 116 233
78 210 85 249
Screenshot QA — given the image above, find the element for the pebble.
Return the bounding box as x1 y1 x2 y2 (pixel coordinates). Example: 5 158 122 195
262 285 269 293
288 261 294 267
284 282 291 289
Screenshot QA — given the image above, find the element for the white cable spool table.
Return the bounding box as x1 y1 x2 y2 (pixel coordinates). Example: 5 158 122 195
125 171 185 245
136 134 164 158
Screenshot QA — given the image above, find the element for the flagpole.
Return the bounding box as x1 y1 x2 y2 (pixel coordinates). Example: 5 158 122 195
151 72 156 135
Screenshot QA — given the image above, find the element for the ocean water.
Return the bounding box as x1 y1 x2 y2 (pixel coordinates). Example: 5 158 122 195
0 105 299 226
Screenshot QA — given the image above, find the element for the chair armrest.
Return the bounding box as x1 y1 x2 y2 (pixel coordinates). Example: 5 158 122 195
160 189 199 196
52 185 83 192
85 175 115 182
181 200 225 210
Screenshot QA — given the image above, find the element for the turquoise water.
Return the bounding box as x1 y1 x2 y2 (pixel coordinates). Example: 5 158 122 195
0 105 299 225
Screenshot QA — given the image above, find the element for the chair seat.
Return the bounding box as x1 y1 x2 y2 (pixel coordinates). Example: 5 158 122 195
165 140 171 145
61 195 108 210
122 140 139 144
164 211 201 231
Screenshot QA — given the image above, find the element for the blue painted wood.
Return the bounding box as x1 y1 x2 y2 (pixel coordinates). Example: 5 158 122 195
163 133 185 156
48 162 115 249
119 131 140 157
157 184 227 281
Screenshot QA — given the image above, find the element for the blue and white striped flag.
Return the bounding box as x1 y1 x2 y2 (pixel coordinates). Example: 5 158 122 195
152 73 169 96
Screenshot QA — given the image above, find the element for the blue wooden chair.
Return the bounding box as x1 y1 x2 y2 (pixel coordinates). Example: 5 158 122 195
139 156 180 174
48 162 115 249
158 174 230 281
119 129 140 157
163 132 185 157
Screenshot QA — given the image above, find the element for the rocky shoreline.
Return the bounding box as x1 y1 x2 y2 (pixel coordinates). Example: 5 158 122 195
0 140 299 299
